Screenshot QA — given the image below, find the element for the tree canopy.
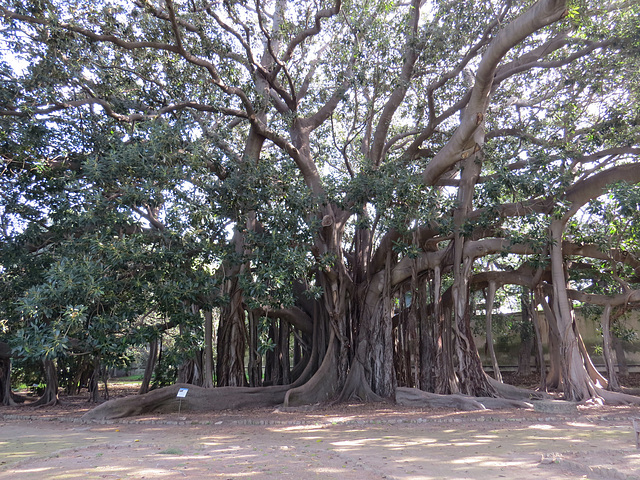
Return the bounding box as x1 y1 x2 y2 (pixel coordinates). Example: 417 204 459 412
1 0 640 412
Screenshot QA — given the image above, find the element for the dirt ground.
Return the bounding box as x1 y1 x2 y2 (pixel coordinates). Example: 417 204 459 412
2 378 640 479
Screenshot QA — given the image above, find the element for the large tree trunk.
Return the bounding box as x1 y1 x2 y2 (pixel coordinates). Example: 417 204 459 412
451 254 496 396
549 220 598 401
32 358 60 407
203 309 215 388
280 319 291 385
284 331 342 406
454 291 496 396
537 290 562 389
284 203 353 404
139 336 159 395
217 275 248 387
247 310 262 387
434 270 459 394
450 149 496 397
419 271 438 392
1 343 16 406
338 251 396 402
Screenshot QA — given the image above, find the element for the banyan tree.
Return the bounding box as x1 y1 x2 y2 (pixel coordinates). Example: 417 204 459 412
1 0 639 418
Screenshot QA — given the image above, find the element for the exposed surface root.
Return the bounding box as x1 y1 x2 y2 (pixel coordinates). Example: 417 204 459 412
337 360 386 404
488 377 550 400
596 387 640 406
396 387 533 410
284 334 340 407
474 396 534 410
396 387 485 410
82 383 289 421
31 392 60 408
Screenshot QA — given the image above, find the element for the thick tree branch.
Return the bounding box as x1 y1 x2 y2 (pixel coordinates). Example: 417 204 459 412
495 38 615 83
280 0 342 64
254 306 314 335
565 161 640 217
422 0 567 186
369 0 421 166
0 98 237 122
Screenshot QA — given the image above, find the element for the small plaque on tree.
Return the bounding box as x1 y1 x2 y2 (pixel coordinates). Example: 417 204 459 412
176 388 189 398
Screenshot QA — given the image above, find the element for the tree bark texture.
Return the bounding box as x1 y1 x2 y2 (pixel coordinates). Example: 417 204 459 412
203 310 215 388
516 288 534 377
550 220 598 401
613 335 629 377
601 304 621 391
485 281 502 382
0 344 16 406
217 277 248 387
139 337 159 395
32 358 60 407
530 293 547 390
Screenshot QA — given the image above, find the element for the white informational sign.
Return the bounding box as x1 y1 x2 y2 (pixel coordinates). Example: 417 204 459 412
176 388 189 398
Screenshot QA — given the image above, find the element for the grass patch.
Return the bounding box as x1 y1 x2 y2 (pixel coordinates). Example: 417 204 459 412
158 448 184 455
110 375 144 383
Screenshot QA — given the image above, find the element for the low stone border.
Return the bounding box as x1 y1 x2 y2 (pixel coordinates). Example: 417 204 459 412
3 412 640 427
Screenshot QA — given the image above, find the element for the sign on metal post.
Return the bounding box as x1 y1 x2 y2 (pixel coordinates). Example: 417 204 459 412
176 388 189 414
177 388 189 398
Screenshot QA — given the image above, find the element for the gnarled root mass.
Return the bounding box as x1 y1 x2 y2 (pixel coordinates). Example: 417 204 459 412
396 387 534 410
82 383 290 421
284 334 341 407
336 360 387 404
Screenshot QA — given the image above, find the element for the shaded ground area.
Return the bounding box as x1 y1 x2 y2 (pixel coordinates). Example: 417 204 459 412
3 403 640 479
3 376 640 479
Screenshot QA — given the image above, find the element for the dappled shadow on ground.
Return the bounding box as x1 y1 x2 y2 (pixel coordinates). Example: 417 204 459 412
4 376 640 479
2 415 640 480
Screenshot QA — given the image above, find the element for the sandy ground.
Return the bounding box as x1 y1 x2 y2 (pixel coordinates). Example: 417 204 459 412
3 403 640 480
